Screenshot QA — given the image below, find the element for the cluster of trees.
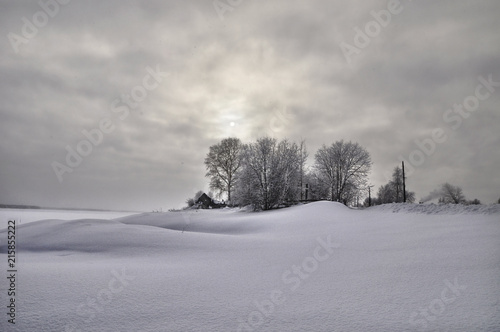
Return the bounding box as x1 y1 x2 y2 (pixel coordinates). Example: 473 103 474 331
369 165 415 206
433 183 481 205
370 180 483 206
233 138 307 210
195 137 497 210
203 137 372 210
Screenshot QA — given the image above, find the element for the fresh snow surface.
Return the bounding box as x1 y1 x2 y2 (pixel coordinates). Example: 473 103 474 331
367 203 500 215
1 202 499 332
0 208 140 225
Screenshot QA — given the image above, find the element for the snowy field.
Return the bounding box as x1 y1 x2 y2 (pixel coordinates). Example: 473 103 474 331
0 208 141 225
1 202 499 331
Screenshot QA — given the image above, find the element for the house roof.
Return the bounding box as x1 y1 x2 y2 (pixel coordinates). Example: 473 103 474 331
196 193 212 204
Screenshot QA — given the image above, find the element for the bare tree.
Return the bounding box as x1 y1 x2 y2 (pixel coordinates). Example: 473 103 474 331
302 170 330 201
314 140 372 204
390 166 415 203
204 137 242 204
392 166 404 202
405 191 416 204
439 183 466 204
314 144 336 200
186 198 195 207
377 183 396 204
235 137 301 210
298 140 308 200
372 166 415 205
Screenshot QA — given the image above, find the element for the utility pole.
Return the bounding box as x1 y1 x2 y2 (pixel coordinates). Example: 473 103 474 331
402 161 406 203
368 185 374 207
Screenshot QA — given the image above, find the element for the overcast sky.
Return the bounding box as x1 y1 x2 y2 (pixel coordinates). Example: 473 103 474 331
1 0 499 211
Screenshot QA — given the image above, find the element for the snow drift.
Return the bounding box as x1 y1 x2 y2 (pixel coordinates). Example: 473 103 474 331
367 202 500 215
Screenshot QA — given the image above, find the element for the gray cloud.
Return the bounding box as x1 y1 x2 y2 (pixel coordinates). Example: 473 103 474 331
1 0 499 211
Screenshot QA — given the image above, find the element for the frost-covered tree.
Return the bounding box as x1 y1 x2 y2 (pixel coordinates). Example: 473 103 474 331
377 183 396 204
438 183 466 204
186 198 195 207
185 190 204 208
234 137 301 210
386 166 412 202
391 166 404 202
467 198 481 205
298 140 308 200
302 170 330 201
374 166 415 205
314 140 371 205
405 191 416 204
340 180 359 205
204 137 242 204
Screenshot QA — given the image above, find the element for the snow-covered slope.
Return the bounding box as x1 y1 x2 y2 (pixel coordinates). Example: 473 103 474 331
0 208 139 225
367 202 500 215
0 202 499 331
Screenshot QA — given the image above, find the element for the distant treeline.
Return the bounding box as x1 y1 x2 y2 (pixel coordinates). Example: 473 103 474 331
0 204 41 209
0 204 136 212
